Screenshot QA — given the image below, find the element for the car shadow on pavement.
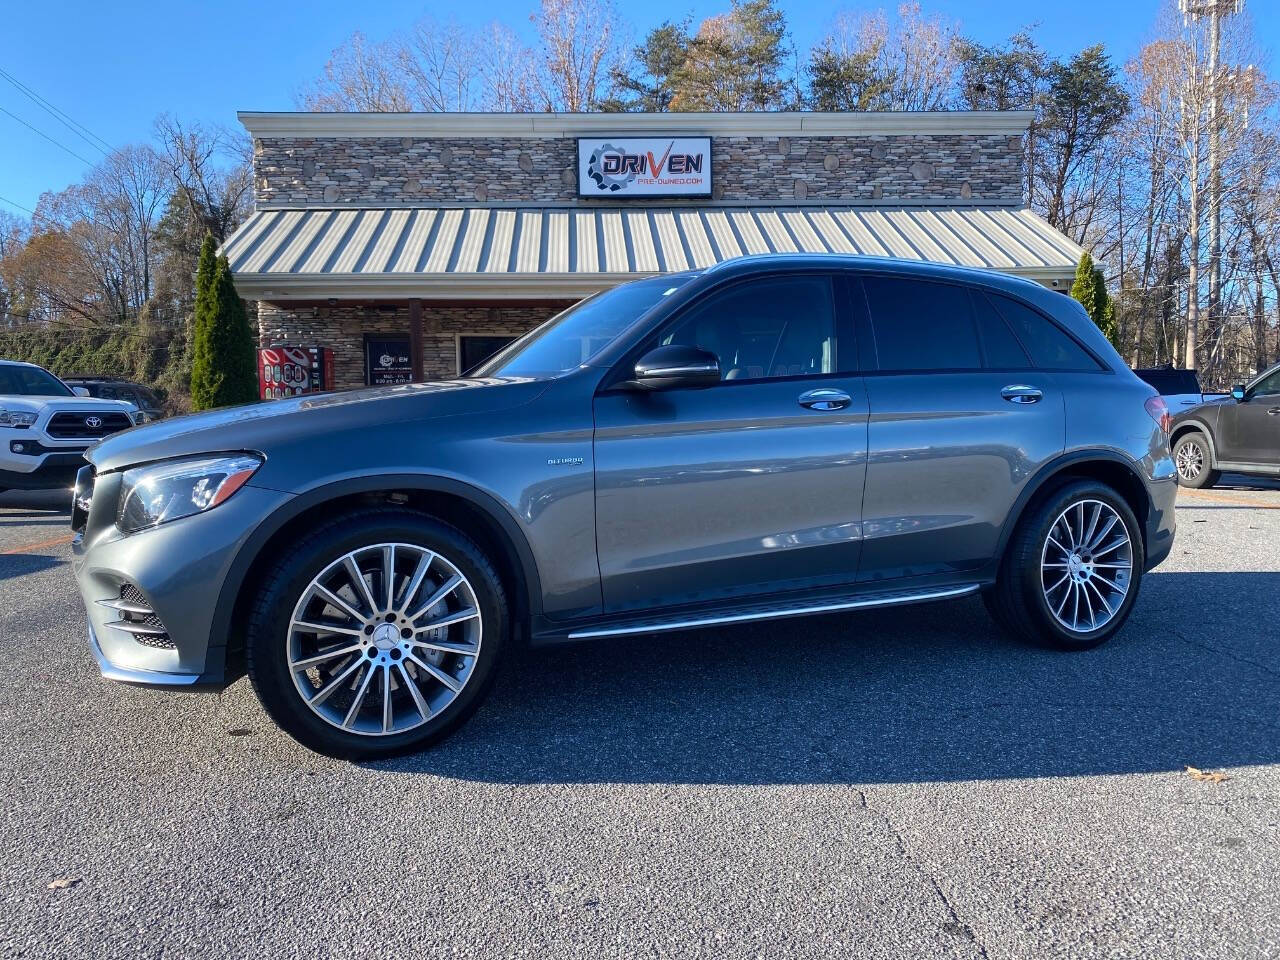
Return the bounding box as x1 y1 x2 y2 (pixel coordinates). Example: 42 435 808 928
373 571 1280 786
0 553 65 580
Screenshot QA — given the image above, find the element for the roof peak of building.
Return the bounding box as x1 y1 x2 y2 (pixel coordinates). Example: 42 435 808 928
238 110 1033 140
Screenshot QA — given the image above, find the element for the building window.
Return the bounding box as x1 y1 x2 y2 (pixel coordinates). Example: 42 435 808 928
458 335 519 375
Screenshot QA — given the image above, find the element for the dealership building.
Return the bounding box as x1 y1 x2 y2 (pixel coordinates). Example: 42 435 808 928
224 110 1084 391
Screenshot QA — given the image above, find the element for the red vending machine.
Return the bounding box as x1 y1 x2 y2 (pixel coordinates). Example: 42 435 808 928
259 346 335 399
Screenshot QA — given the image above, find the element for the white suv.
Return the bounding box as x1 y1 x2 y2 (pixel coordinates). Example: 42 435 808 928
0 360 140 493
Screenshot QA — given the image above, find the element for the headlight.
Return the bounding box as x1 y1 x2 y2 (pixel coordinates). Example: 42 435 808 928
130 411 150 425
0 410 37 427
116 454 262 534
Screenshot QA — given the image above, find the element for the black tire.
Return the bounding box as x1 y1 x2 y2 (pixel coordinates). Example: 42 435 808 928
984 480 1145 652
1173 431 1220 488
246 507 508 760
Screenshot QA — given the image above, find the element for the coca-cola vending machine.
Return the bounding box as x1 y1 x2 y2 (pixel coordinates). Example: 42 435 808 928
259 346 334 399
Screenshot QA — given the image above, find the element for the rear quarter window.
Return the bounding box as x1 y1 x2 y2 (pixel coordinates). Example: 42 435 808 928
987 293 1104 371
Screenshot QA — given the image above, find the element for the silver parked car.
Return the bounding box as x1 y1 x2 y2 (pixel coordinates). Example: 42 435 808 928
71 255 1177 759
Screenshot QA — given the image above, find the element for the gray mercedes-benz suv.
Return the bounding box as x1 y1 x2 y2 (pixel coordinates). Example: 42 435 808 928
71 255 1177 758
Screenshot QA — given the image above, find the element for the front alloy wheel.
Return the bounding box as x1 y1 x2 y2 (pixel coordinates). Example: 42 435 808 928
246 509 507 759
287 543 483 737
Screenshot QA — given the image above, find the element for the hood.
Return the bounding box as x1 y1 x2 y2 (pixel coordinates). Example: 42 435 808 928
0 395 137 414
87 376 546 473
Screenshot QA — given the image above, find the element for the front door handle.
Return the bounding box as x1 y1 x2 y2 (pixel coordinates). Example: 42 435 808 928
1001 384 1043 404
798 388 852 411
1267 407 1280 416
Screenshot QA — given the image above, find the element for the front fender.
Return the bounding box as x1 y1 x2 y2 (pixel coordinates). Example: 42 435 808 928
206 473 545 668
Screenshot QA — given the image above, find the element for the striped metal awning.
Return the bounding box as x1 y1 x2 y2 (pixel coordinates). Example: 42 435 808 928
224 205 1083 300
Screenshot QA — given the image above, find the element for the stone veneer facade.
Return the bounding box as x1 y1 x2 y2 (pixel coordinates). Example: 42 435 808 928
239 112 1034 387
252 133 1024 208
258 302 562 389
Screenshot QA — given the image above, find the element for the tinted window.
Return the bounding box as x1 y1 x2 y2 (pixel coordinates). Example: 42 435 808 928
970 291 1031 368
1135 368 1202 396
662 275 836 380
1250 368 1280 397
0 365 73 397
862 277 981 371
459 336 517 374
989 294 1102 371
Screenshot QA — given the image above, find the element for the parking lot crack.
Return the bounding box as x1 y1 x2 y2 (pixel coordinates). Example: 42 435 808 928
1174 631 1280 679
857 789 990 959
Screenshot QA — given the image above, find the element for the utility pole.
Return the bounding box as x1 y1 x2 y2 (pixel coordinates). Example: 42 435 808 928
1180 0 1243 372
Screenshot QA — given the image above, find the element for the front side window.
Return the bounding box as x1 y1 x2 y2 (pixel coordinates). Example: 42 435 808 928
0 365 73 397
660 275 837 381
862 277 982 372
476 275 694 378
1249 368 1280 398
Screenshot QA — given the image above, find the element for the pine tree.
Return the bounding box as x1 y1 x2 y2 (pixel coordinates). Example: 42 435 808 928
188 233 218 409
190 245 259 410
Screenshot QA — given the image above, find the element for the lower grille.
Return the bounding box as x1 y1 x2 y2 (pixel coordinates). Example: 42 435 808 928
97 584 175 650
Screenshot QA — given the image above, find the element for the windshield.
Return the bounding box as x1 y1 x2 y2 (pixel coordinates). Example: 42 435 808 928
0 364 73 397
474 275 694 377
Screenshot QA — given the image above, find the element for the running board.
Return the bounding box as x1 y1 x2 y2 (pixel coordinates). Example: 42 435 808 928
566 584 981 640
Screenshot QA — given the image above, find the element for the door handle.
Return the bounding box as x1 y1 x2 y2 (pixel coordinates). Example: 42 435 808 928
798 388 852 411
1001 384 1043 404
1267 407 1280 416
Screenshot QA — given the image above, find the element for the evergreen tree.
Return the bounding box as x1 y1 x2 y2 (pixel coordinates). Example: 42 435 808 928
189 234 218 409
604 20 692 112
1070 252 1119 348
672 0 790 111
806 42 893 111
190 246 258 410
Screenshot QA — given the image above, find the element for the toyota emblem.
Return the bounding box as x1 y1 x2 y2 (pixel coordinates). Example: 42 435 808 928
85 416 103 429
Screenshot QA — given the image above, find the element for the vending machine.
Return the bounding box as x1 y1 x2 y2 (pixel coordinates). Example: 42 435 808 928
259 346 335 399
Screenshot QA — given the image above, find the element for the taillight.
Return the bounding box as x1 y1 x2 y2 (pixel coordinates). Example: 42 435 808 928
1144 395 1172 434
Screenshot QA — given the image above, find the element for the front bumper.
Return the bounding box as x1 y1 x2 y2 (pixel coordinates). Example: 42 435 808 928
73 476 292 686
0 448 90 489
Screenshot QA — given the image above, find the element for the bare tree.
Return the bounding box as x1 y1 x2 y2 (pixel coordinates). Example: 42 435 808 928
154 115 252 244
299 32 413 111
400 18 482 111
818 3 958 112
478 23 541 111
532 0 625 110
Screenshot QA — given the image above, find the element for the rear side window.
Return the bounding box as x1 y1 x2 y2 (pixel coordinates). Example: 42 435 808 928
987 294 1103 371
862 276 981 371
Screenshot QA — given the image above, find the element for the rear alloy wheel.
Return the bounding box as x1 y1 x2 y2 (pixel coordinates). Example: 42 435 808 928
246 509 507 759
1173 432 1220 488
985 480 1145 651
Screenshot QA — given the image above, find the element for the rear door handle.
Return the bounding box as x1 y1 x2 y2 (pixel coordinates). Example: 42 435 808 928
1267 407 1280 416
798 388 852 411
1001 384 1043 404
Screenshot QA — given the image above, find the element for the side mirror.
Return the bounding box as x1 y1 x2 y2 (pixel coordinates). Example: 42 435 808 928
1231 384 1246 402
631 344 720 391
71 386 90 397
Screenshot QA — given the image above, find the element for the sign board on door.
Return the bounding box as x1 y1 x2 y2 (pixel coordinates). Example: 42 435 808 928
577 137 712 198
364 335 412 386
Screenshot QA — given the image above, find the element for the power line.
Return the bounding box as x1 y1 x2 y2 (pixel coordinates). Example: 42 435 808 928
0 193 36 217
0 66 112 155
0 104 96 166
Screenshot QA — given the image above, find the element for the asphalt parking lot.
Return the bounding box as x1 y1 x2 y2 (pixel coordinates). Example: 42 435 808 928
0 480 1277 959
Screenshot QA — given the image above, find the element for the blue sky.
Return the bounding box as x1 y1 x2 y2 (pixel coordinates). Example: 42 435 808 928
1 0 1272 216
